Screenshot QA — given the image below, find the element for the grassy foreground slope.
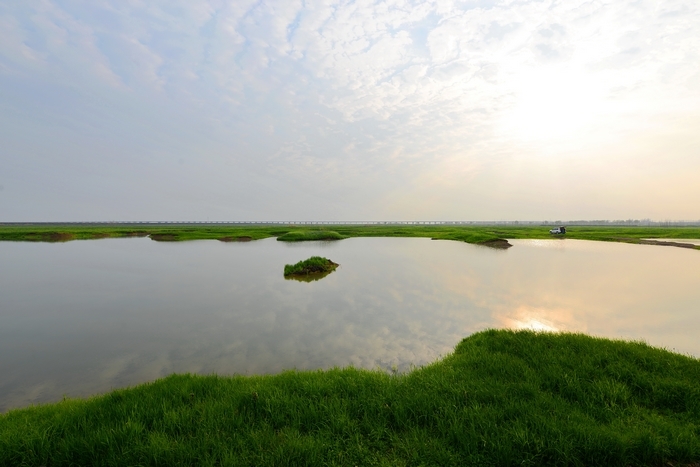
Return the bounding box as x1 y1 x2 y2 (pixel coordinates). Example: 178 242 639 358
2 223 700 248
2 330 699 467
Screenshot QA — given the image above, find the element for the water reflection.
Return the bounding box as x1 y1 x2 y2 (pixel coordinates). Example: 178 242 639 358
284 270 336 282
497 306 566 332
0 237 698 412
493 240 700 350
645 238 700 246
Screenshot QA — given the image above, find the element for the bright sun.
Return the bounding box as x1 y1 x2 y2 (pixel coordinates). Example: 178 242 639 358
500 66 605 143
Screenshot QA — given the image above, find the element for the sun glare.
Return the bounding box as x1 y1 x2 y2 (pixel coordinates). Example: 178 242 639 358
500 66 605 143
516 319 558 332
496 305 580 333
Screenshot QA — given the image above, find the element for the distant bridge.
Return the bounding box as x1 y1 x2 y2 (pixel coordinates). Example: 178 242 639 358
2 220 700 227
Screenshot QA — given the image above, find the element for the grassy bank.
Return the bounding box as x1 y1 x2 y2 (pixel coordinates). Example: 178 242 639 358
0 224 290 242
277 230 346 242
1 330 699 466
2 223 700 249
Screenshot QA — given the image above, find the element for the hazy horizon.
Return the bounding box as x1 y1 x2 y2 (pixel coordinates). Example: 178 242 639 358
2 219 700 226
2 1 699 222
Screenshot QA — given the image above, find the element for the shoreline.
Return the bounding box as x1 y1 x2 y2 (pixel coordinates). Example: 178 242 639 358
1 224 699 250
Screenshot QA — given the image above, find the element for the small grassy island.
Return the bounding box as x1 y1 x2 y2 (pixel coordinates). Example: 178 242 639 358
284 256 339 282
1 331 699 466
277 230 345 242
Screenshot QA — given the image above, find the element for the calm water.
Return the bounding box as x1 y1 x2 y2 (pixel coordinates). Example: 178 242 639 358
1 237 699 412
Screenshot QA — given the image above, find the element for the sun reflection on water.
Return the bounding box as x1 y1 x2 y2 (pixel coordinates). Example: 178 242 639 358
496 305 586 333
512 318 558 332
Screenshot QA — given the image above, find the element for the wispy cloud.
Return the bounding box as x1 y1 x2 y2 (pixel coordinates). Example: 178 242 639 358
1 0 699 220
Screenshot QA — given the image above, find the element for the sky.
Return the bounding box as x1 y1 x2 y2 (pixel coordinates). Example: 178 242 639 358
1 0 699 222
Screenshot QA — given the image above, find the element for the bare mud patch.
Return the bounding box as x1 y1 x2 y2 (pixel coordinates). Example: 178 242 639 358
477 239 512 249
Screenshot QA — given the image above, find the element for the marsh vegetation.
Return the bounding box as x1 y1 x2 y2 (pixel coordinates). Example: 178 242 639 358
284 256 339 282
1 223 699 250
277 230 345 242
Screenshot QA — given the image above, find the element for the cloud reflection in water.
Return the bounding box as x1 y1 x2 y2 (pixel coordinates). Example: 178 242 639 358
1 237 699 412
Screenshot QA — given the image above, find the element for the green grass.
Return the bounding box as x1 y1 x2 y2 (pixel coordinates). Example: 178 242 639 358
326 224 700 247
277 230 346 242
284 256 339 276
1 330 699 466
0 224 289 242
2 224 699 249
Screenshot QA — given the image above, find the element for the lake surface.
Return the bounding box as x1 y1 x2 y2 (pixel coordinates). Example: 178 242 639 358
645 238 700 246
1 237 699 412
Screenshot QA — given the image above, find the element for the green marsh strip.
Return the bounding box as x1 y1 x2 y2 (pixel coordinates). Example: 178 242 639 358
2 224 700 248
